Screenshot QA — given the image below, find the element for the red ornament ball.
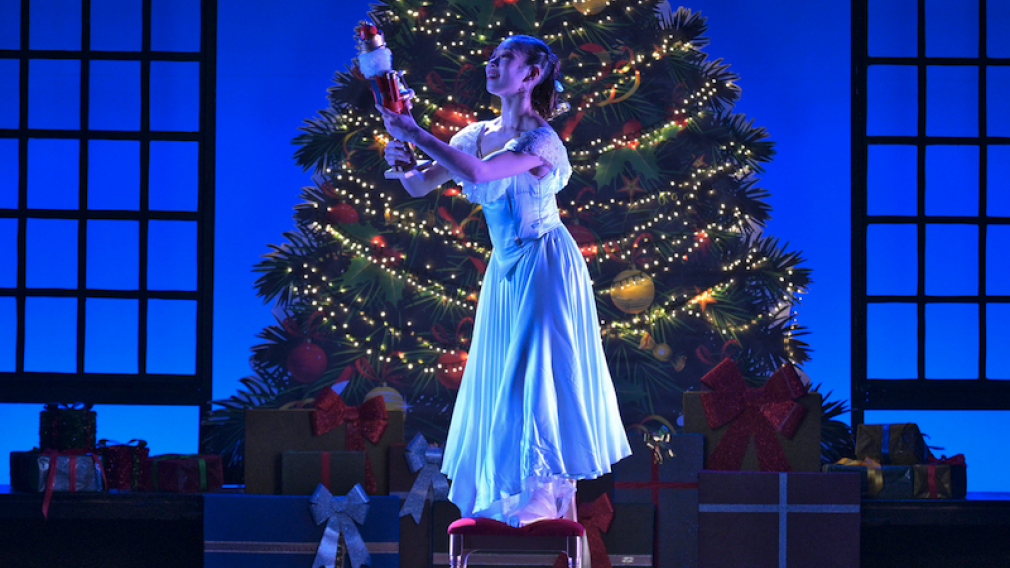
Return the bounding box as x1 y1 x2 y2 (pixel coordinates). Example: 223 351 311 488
565 223 598 259
327 203 359 225
287 342 328 383
436 351 468 390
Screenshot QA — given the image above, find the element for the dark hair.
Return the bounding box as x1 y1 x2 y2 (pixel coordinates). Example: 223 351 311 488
501 35 567 121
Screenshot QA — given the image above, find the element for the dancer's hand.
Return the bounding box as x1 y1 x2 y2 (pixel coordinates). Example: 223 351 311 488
375 97 421 144
382 139 412 168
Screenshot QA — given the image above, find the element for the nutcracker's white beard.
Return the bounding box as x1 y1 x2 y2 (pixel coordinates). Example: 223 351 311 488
358 48 392 79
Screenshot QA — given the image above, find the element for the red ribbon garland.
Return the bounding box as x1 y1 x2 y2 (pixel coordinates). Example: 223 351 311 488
699 359 808 472
310 390 388 494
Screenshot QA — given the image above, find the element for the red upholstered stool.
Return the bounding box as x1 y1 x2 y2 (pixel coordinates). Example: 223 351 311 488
447 517 584 568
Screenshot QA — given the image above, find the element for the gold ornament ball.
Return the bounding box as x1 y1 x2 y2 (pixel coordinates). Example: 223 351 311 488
653 343 672 362
610 269 655 314
364 384 405 413
573 0 609 16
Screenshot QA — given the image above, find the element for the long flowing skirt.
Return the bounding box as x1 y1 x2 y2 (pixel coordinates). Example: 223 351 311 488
441 225 631 522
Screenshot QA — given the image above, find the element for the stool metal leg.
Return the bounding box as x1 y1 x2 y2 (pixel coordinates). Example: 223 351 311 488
449 534 463 568
566 535 582 568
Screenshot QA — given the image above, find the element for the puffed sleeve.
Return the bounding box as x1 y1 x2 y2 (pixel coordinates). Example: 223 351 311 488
504 126 572 193
447 121 509 204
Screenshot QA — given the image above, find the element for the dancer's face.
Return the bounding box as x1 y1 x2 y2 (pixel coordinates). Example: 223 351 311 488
486 41 539 97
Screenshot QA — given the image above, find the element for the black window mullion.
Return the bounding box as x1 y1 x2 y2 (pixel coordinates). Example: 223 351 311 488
77 0 91 375
851 0 869 426
15 0 28 376
138 0 152 379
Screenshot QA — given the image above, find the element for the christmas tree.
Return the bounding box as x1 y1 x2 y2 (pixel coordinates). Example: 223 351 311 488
206 0 851 473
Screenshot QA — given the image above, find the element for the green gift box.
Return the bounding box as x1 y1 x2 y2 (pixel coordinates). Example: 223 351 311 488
854 424 927 465
912 459 967 499
280 450 367 496
245 407 404 495
822 462 913 499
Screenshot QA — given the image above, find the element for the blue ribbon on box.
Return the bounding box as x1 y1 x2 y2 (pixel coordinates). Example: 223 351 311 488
310 483 371 568
398 432 449 524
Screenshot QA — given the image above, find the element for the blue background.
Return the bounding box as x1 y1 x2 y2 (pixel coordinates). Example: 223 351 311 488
1 0 1006 491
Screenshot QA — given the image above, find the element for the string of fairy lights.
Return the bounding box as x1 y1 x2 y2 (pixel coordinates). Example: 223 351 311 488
274 0 806 376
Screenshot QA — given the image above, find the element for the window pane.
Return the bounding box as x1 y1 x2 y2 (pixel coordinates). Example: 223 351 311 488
86 220 139 290
0 0 19 50
0 404 47 484
987 66 1010 137
24 296 76 372
150 61 199 132
868 0 917 57
151 0 200 52
987 304 1010 379
867 145 917 216
89 60 140 131
84 298 138 373
0 297 15 371
0 218 16 287
925 146 978 217
925 0 978 58
988 146 1010 217
147 299 195 374
149 141 198 211
0 58 18 129
926 66 978 137
925 224 978 296
88 140 139 210
863 410 1009 491
867 303 918 378
986 226 1010 295
28 59 81 130
867 65 918 136
925 303 978 378
988 0 1010 57
29 0 81 51
27 138 78 209
26 219 77 289
91 0 141 52
92 404 200 453
0 138 16 209
148 220 196 291
867 224 918 295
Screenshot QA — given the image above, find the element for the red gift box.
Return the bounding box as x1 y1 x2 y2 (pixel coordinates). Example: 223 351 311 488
150 454 223 493
698 471 860 568
97 439 151 491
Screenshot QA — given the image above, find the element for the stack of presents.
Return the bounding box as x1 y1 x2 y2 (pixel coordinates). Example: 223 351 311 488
9 359 968 568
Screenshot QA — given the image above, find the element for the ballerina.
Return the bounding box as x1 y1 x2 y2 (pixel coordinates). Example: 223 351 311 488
376 34 630 529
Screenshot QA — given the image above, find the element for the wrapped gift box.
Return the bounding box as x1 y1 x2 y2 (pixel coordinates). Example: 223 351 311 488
281 450 366 496
10 450 104 493
39 403 97 451
822 462 913 499
150 454 224 493
98 439 151 492
912 457 967 499
429 500 653 567
245 404 404 495
204 491 400 568
684 361 822 473
613 433 702 568
389 435 453 568
698 471 860 568
855 424 927 465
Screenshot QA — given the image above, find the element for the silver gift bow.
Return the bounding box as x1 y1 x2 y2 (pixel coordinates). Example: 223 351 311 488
310 483 371 568
398 432 449 523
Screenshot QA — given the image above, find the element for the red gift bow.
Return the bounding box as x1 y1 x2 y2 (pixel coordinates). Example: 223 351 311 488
551 494 614 568
40 448 105 519
310 389 388 494
924 454 966 498
699 359 808 472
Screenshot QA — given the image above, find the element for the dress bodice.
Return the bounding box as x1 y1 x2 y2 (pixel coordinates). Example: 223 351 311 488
448 121 573 282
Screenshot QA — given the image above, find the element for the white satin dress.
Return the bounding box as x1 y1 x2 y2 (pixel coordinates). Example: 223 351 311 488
440 121 631 526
